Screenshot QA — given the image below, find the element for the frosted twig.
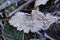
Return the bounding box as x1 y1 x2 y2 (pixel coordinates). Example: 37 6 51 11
9 0 34 17
44 33 55 40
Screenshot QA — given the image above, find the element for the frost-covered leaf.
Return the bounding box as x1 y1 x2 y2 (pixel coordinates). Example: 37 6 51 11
35 0 49 7
9 9 58 33
3 21 24 40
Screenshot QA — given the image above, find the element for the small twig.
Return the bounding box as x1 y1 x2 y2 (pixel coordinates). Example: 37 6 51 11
34 0 37 9
9 0 34 17
0 17 10 20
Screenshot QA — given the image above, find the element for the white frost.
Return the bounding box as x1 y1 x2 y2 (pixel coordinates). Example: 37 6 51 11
9 10 58 33
35 0 49 7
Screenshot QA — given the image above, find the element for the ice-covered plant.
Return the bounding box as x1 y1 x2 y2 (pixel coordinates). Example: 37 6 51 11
9 9 58 33
8 0 58 33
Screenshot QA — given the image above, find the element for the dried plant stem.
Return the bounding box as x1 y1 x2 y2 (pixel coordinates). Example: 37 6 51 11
9 0 34 17
0 17 10 20
34 0 38 9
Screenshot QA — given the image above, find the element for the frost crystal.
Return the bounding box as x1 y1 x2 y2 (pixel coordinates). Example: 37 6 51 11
9 10 58 33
